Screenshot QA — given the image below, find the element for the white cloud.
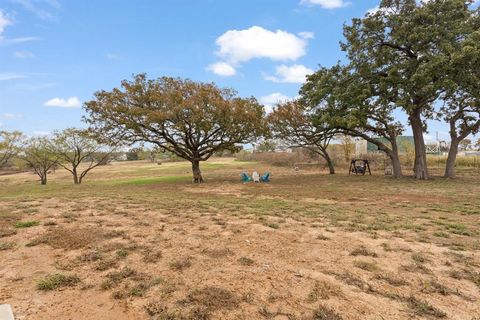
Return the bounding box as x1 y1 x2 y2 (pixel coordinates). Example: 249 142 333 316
44 96 81 108
259 93 292 113
215 26 308 64
0 72 26 81
105 53 123 60
206 62 236 77
0 9 13 37
301 0 349 9
264 64 314 84
14 50 34 58
298 31 315 39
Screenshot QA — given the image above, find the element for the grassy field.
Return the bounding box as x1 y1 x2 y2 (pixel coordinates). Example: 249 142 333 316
0 158 479 320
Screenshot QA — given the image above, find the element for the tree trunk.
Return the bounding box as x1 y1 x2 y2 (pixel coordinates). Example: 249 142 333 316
444 138 459 178
390 137 403 179
321 150 335 174
409 110 429 180
41 174 47 185
73 167 80 184
191 160 203 183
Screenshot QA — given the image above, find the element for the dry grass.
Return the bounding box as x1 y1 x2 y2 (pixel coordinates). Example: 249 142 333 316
307 280 343 302
30 227 104 249
0 159 479 319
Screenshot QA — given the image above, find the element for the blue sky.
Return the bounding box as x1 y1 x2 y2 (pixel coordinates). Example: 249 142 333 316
0 0 477 143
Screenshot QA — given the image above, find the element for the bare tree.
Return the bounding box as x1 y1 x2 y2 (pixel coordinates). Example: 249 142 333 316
50 128 114 184
0 131 23 169
268 100 338 174
19 137 58 185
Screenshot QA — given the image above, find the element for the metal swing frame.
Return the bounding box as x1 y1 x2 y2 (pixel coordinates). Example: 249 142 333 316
349 159 372 176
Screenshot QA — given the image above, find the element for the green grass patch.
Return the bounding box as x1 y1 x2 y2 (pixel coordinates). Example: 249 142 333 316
37 273 80 291
14 220 40 228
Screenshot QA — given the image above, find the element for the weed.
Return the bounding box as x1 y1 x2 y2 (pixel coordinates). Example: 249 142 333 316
316 234 330 240
307 280 342 302
14 220 39 228
142 248 162 263
101 266 135 290
374 273 407 287
420 280 455 296
353 260 379 272
0 241 15 250
266 223 280 229
78 250 103 262
238 257 255 266
350 246 378 257
95 259 118 271
116 248 128 258
182 286 239 311
401 263 432 274
412 253 430 264
37 273 80 291
310 305 344 320
170 257 192 271
0 228 16 238
406 296 446 318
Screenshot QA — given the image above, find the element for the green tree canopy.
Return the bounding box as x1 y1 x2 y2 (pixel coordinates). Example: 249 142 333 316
0 130 24 169
84 74 266 183
300 65 404 178
341 0 479 179
268 100 338 174
50 128 114 184
19 137 58 185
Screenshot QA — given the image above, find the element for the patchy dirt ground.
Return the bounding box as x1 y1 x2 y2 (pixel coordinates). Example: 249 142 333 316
1 159 479 320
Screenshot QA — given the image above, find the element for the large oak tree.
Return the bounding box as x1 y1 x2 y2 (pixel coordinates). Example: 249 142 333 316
301 65 404 178
440 26 480 178
342 0 478 179
84 74 265 183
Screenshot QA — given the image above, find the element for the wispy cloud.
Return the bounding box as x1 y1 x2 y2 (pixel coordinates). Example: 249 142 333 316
44 96 82 108
105 53 123 60
300 0 350 9
10 0 61 21
0 72 26 81
14 50 35 58
0 113 23 120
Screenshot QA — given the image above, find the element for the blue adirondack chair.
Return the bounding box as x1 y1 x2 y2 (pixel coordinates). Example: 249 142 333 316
241 172 252 183
261 172 270 182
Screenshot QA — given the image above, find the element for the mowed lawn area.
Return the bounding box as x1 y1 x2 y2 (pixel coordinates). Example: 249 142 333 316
0 159 479 320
